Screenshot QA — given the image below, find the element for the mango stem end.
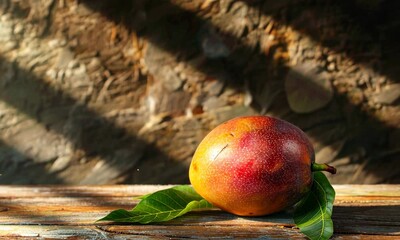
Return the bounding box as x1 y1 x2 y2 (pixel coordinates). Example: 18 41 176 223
312 163 337 174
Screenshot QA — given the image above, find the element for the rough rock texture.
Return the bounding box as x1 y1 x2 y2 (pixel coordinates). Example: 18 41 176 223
0 0 399 184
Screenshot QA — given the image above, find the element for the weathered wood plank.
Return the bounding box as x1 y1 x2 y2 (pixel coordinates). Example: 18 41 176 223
0 225 399 239
0 184 399 197
334 185 400 197
1 205 399 234
0 185 175 197
1 184 399 198
0 185 399 239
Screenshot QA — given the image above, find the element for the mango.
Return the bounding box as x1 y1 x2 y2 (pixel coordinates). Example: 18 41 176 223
189 116 336 216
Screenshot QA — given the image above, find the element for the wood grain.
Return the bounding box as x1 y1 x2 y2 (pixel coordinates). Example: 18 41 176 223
0 185 399 239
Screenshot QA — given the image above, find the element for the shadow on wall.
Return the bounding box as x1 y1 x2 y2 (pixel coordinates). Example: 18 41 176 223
258 0 400 83
79 0 400 82
78 0 400 183
0 0 399 184
0 139 64 184
0 56 188 184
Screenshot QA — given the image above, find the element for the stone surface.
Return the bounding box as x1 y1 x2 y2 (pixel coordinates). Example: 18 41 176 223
285 62 334 113
316 140 345 164
0 0 399 185
199 26 230 59
79 147 144 184
373 84 400 105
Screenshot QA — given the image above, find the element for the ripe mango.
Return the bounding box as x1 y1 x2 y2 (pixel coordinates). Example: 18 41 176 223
189 116 335 216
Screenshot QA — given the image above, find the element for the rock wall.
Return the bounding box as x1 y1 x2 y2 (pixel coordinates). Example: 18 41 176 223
0 0 399 184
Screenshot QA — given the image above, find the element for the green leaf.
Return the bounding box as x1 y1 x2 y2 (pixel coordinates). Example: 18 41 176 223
294 172 336 240
98 185 213 224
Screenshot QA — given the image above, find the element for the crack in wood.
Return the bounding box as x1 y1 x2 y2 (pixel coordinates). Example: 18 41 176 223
96 225 194 238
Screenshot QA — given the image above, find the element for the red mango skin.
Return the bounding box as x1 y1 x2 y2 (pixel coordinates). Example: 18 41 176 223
189 116 314 216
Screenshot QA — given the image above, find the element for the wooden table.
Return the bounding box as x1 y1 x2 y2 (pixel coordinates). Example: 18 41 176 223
0 185 399 239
